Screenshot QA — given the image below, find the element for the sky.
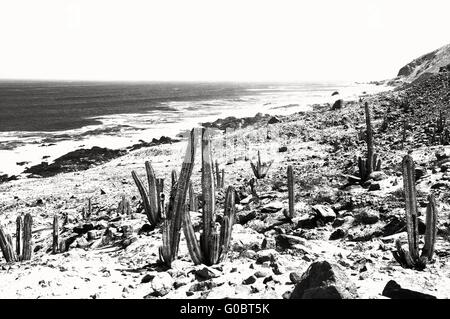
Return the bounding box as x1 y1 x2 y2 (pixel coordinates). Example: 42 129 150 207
0 0 449 82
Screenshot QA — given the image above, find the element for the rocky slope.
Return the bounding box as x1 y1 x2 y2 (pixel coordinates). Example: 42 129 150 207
1 73 450 299
396 43 450 84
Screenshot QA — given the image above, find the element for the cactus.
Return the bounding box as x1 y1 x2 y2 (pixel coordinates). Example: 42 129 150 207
16 216 22 258
117 195 131 215
0 225 18 262
215 160 221 188
183 128 236 265
132 161 161 226
357 102 382 182
284 165 295 219
158 129 197 267
171 170 178 188
188 181 198 212
22 213 32 261
250 150 274 179
392 155 438 270
53 214 59 254
1 213 34 262
81 198 92 220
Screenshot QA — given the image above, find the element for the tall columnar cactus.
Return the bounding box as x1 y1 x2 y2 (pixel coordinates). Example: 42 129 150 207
392 155 438 270
22 213 33 261
250 150 274 179
53 214 59 254
357 102 382 181
0 225 18 262
16 216 22 257
132 161 161 226
284 165 295 219
183 128 237 265
159 129 197 267
1 213 33 262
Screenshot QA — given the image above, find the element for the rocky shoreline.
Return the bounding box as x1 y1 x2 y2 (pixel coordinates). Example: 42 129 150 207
1 73 450 299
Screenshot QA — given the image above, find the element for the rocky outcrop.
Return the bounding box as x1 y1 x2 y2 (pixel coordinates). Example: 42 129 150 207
24 146 126 177
396 43 450 83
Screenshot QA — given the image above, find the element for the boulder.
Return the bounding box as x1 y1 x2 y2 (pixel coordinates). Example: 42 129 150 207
382 280 436 299
290 261 358 299
331 99 344 110
150 272 174 297
353 207 380 225
312 205 336 223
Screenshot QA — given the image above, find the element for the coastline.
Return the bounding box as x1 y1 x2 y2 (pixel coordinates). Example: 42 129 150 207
3 75 450 299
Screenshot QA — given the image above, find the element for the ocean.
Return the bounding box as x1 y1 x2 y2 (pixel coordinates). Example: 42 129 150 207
0 80 390 176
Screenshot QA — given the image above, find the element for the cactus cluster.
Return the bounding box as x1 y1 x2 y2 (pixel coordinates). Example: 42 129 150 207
183 129 236 265
250 150 274 179
358 102 382 181
0 213 33 262
392 155 438 270
159 129 197 267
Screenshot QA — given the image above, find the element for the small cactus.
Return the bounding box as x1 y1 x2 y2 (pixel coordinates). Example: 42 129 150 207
357 102 382 182
250 150 274 179
392 155 438 270
117 195 131 215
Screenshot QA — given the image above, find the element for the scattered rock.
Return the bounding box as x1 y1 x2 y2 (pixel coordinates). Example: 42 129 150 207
290 261 358 299
382 280 436 299
312 205 336 223
150 272 174 297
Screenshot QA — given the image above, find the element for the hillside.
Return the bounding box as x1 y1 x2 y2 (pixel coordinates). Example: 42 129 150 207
396 43 450 84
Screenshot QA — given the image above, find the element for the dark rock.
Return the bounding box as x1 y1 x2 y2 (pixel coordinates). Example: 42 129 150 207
237 211 257 224
382 280 436 299
368 183 381 191
24 146 126 177
128 136 180 151
312 205 336 223
242 276 257 285
329 228 347 240
289 272 302 284
294 214 318 229
290 261 358 299
194 267 221 281
138 223 156 235
268 116 282 124
415 167 427 179
261 201 283 214
353 207 380 225
278 146 288 153
331 99 344 110
141 274 154 283
331 91 339 96
275 234 306 249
